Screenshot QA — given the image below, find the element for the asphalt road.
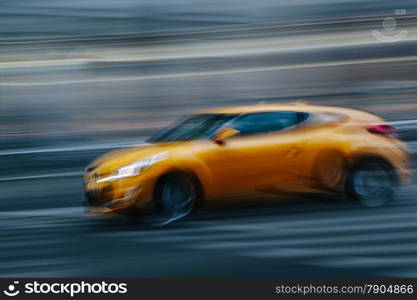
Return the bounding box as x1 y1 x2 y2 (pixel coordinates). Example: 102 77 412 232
0 142 415 277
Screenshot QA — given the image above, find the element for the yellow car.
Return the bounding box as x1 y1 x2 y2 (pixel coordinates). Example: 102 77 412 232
84 103 410 225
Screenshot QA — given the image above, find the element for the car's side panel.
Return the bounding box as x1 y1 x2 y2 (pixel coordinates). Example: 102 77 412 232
191 128 318 204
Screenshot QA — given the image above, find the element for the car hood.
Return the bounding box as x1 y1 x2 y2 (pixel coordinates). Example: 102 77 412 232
89 143 179 173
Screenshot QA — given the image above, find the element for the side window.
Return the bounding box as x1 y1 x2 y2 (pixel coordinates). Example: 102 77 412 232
229 112 307 137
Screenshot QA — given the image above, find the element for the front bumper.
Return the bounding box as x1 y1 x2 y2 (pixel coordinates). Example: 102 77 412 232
83 176 154 215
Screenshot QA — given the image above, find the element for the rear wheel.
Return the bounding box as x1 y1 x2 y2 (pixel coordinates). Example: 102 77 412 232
346 159 396 207
143 172 198 226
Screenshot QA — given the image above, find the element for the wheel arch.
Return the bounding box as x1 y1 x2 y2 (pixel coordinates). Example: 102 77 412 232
349 153 399 185
153 168 205 210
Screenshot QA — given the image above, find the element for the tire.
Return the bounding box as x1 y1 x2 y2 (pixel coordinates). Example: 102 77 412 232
143 172 198 226
345 159 397 207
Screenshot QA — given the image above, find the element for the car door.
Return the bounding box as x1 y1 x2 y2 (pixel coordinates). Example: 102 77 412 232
202 111 310 203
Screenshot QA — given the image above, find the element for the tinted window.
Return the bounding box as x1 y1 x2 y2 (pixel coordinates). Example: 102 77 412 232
148 114 238 142
227 112 307 137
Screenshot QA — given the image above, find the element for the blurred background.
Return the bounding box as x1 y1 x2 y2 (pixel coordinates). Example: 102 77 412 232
0 0 417 277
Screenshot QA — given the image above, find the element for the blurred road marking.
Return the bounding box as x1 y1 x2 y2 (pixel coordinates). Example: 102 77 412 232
1 55 417 86
0 258 80 271
310 256 417 269
218 216 417 233
0 171 83 182
0 206 83 217
189 231 417 250
0 59 87 69
140 210 417 242
0 140 146 156
392 120 417 126
384 269 417 277
141 222 417 245
408 141 417 152
242 242 417 259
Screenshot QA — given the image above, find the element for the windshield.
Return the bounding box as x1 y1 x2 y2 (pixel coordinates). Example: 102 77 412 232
147 114 238 143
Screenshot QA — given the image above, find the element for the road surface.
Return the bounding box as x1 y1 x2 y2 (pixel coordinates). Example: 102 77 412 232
0 140 415 277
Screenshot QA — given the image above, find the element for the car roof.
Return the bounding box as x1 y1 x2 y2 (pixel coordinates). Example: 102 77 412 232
197 103 382 122
198 103 311 114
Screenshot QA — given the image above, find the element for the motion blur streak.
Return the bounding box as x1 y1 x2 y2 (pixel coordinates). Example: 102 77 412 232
0 0 417 277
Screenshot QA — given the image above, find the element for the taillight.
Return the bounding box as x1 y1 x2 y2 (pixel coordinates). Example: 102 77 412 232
367 124 399 138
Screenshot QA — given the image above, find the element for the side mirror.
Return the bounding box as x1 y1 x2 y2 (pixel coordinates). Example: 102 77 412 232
212 128 240 145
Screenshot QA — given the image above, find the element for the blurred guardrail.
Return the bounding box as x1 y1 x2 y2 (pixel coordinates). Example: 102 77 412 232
392 120 417 141
1 13 417 62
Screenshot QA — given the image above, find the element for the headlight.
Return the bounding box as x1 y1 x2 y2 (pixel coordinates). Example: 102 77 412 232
97 152 167 183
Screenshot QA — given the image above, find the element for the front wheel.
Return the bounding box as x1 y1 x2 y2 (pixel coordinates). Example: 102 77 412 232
143 172 198 226
345 159 397 207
